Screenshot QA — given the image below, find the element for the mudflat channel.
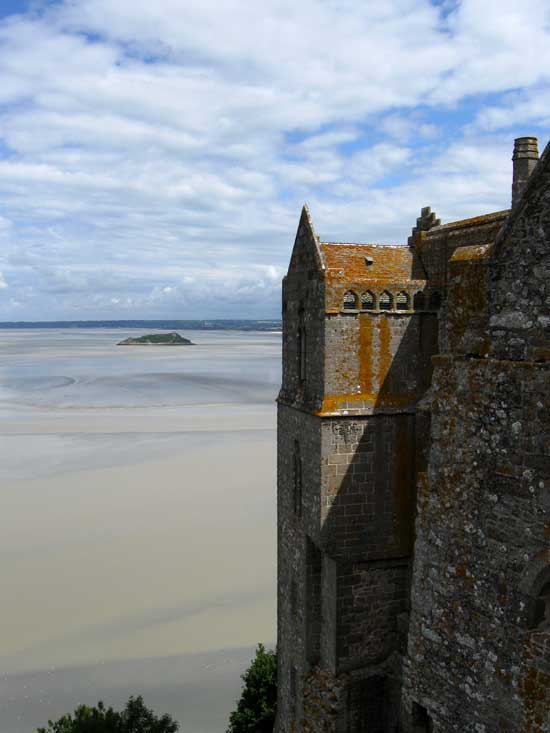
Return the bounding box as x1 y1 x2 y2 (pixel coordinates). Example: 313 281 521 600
0 328 279 732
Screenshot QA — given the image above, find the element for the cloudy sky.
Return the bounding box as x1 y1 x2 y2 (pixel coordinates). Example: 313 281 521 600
0 0 549 320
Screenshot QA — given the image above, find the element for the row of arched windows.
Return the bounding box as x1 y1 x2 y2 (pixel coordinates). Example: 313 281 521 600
342 289 441 312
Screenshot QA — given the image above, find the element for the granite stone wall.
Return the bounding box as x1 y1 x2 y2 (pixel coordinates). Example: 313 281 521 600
322 313 433 409
277 207 436 731
402 357 550 732
319 415 416 562
277 406 418 732
402 142 550 732
277 138 549 733
277 405 323 730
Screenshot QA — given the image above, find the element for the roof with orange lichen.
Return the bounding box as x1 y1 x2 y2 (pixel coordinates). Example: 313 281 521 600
450 243 493 262
320 241 418 283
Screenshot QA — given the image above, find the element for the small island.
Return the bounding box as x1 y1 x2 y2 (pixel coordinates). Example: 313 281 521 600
117 332 194 346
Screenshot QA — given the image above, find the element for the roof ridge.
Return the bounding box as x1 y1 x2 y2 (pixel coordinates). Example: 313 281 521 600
321 241 406 248
430 210 510 232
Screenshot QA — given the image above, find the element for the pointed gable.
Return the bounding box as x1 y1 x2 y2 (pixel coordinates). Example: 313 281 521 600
287 204 325 277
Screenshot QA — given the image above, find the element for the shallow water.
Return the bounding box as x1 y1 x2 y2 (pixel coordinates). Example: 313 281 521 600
0 329 280 732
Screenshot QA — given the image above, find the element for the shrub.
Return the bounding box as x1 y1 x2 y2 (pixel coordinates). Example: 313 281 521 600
227 644 277 732
37 695 179 733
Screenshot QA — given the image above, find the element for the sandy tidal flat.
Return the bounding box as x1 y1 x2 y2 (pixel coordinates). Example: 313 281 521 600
0 328 279 732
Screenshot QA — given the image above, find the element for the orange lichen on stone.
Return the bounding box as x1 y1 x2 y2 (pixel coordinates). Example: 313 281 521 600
447 253 490 356
450 243 493 262
321 242 414 283
316 392 418 415
519 656 550 733
358 313 374 393
533 347 550 361
417 471 429 497
302 667 346 733
377 317 392 387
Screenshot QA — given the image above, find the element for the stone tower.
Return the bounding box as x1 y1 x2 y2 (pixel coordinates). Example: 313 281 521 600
276 136 550 731
276 206 440 731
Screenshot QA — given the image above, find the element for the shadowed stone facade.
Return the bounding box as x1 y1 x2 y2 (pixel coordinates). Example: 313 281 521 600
276 137 550 732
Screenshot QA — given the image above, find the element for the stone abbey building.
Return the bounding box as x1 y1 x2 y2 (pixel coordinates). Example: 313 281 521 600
276 137 550 732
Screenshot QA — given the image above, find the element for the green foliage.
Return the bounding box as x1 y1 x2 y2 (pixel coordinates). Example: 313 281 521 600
227 644 277 732
132 333 189 344
118 332 192 345
37 695 179 733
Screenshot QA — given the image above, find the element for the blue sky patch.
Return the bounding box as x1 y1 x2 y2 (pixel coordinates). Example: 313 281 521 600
0 0 548 319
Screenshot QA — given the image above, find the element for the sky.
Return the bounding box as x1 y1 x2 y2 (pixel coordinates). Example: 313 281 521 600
0 0 549 320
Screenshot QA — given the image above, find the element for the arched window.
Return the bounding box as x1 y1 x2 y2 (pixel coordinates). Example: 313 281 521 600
343 290 358 310
293 439 302 517
379 291 393 311
414 291 425 310
396 291 409 311
361 291 375 310
429 291 442 310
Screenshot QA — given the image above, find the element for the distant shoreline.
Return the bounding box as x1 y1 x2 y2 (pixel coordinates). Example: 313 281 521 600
0 319 282 332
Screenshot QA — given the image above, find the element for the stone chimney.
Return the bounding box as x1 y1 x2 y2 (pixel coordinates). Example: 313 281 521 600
512 137 539 208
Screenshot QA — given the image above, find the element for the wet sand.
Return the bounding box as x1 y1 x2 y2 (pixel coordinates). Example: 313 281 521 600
0 329 279 731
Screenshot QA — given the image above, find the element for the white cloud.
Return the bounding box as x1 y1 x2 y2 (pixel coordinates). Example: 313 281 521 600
0 0 549 318
379 115 440 143
0 215 13 234
473 88 550 132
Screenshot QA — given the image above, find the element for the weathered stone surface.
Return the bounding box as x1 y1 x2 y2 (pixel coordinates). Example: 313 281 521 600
276 139 550 732
402 358 550 732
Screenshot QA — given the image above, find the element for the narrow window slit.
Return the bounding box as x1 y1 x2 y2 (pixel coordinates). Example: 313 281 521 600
293 440 303 517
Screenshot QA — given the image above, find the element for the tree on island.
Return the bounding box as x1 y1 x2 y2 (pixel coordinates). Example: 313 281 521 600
117 332 194 346
227 644 277 732
37 695 179 733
